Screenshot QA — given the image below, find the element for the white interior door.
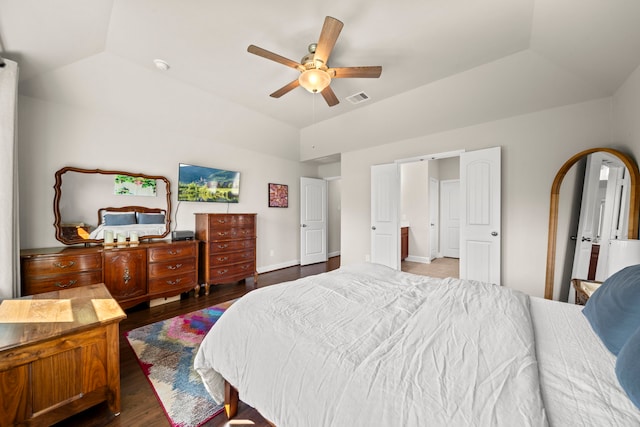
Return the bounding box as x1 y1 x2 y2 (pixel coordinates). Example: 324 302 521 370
459 147 501 285
300 177 327 266
371 163 400 269
440 179 460 258
572 154 602 280
429 177 439 261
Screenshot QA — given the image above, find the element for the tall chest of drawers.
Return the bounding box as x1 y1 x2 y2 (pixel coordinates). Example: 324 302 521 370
195 213 257 294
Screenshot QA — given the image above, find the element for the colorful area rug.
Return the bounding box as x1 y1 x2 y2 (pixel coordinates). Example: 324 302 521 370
125 300 235 427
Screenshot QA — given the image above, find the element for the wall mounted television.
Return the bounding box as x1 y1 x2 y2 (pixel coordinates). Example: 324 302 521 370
177 163 240 203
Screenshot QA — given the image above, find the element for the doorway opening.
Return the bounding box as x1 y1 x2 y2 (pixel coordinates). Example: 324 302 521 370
399 154 460 278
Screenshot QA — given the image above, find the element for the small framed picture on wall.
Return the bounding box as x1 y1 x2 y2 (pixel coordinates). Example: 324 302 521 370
268 183 288 208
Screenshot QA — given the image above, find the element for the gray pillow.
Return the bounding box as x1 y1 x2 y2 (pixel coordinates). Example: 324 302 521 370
137 213 165 224
104 213 137 226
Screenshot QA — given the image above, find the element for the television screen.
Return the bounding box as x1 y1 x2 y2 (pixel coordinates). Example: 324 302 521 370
178 163 240 203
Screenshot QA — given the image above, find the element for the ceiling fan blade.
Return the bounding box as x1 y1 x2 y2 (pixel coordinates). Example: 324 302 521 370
314 16 344 66
321 86 339 107
329 66 383 79
248 45 302 70
270 79 300 98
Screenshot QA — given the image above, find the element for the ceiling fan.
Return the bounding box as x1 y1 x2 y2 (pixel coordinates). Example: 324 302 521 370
247 16 382 107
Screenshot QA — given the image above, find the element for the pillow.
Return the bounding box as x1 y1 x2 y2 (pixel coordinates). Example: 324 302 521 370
616 325 640 409
101 210 134 224
582 264 640 355
137 213 165 224
103 213 137 226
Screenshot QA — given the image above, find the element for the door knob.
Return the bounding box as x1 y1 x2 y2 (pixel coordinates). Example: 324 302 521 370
371 226 377 230
301 224 307 228
581 237 591 242
491 231 498 236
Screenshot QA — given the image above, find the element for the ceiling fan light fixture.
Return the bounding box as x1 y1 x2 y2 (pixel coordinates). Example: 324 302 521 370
299 68 331 93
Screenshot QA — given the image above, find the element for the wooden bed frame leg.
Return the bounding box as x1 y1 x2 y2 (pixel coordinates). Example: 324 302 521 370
224 380 239 419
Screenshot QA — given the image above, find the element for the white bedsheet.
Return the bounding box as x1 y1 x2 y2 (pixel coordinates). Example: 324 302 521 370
531 297 640 426
195 263 547 426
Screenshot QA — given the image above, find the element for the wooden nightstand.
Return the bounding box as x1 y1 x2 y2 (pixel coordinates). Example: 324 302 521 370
571 278 602 305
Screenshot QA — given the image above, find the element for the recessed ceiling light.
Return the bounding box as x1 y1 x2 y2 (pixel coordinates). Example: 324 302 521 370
153 59 170 71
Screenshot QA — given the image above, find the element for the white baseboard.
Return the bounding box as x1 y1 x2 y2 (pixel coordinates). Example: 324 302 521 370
257 259 299 274
405 255 430 264
258 252 339 274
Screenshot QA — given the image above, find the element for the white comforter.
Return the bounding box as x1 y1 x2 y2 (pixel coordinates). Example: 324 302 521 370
194 263 548 426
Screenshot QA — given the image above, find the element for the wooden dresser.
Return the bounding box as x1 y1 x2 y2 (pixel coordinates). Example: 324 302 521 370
20 240 199 308
195 213 257 295
0 283 126 426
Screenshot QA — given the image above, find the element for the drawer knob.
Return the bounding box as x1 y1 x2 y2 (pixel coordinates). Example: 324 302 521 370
217 244 228 249
168 250 181 255
166 278 183 285
53 261 76 269
217 256 228 262
217 269 228 275
167 263 183 270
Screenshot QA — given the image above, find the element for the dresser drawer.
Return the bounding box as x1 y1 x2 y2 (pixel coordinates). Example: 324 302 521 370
149 258 196 279
209 239 255 253
210 250 255 267
208 261 255 282
209 227 255 241
148 271 197 294
23 253 102 276
147 244 196 263
23 271 103 295
208 214 255 229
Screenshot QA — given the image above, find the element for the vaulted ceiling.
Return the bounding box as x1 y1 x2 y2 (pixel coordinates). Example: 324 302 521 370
2 0 640 146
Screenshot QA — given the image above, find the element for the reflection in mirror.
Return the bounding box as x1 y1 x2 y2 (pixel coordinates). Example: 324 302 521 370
545 148 640 300
54 167 171 245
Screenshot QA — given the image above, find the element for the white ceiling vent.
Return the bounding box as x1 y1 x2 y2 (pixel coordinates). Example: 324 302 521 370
346 92 370 104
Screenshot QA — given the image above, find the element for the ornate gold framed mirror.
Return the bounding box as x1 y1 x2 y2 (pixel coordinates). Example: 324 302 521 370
53 167 172 245
545 148 640 299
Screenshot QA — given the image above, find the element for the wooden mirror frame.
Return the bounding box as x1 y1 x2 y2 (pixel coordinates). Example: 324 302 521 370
53 166 172 245
544 148 640 299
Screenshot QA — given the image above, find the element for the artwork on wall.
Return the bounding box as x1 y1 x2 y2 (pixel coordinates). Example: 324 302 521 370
178 163 240 203
114 175 157 196
268 183 288 208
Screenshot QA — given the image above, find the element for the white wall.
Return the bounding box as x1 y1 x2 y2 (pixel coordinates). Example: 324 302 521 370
18 95 315 272
613 64 640 164
339 98 614 298
401 162 429 262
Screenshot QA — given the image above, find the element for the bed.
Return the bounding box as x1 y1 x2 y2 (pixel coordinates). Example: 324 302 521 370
88 206 167 240
194 262 640 426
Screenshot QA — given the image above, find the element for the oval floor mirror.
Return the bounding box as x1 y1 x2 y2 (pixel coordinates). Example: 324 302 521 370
545 147 640 300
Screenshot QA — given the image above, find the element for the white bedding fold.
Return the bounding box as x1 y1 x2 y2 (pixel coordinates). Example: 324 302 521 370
194 263 548 426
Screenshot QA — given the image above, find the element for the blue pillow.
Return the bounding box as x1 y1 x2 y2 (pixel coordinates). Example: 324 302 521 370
137 213 165 224
103 213 137 226
616 325 640 409
582 264 640 355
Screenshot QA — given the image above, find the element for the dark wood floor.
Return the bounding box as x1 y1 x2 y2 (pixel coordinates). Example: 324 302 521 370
55 257 341 427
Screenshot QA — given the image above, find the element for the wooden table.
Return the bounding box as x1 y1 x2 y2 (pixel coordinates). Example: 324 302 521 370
0 283 126 426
